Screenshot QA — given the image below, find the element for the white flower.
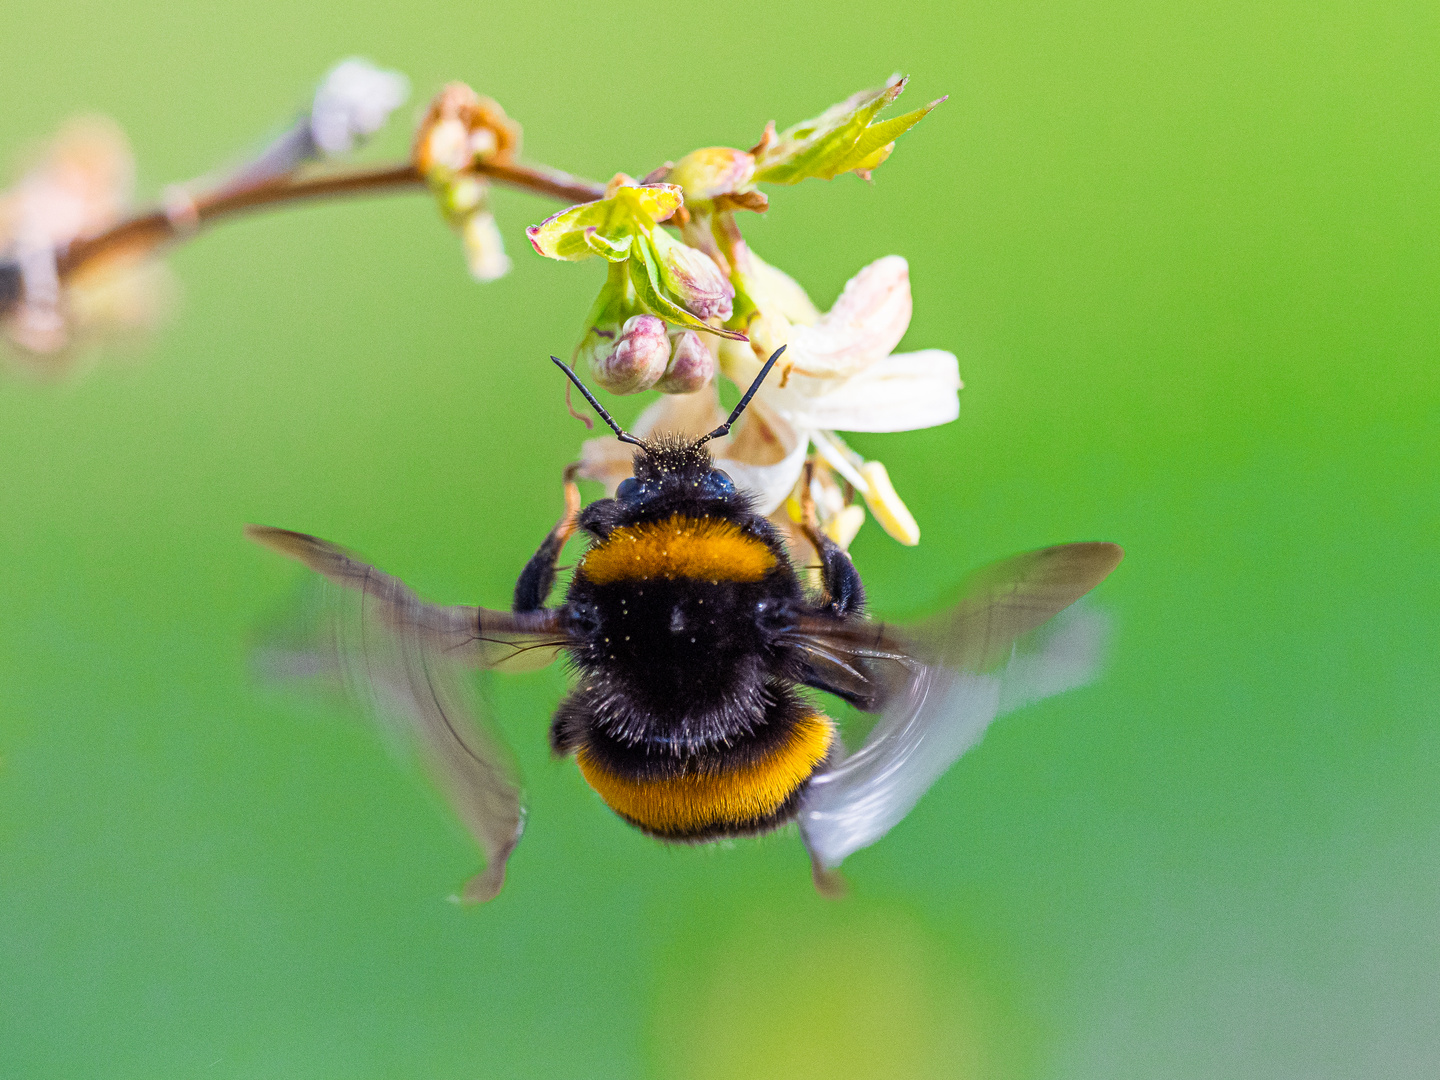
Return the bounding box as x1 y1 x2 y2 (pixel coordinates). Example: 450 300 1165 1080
574 255 960 551
718 255 961 543
1 117 174 365
212 59 411 195
309 58 410 159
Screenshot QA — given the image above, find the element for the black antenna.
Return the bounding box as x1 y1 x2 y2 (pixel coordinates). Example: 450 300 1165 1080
551 357 647 447
695 344 787 447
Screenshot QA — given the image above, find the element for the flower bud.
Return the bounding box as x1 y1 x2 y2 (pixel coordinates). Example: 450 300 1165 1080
443 175 486 216
649 229 733 321
587 314 670 394
656 329 716 394
669 147 755 201
413 83 520 177
421 118 472 175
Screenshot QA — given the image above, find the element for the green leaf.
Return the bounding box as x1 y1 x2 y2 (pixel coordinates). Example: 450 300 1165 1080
828 101 943 177
527 200 612 261
526 184 682 262
580 227 632 261
752 76 942 185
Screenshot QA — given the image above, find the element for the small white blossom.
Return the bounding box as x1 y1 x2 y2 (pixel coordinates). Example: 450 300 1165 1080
414 83 521 284
719 255 961 542
309 59 410 158
576 255 959 550
1 117 173 365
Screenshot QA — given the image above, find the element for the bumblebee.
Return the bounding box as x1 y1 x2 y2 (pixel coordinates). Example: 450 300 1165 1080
249 348 1122 901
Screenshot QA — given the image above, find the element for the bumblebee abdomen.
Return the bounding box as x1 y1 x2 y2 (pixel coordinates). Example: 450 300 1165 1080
574 710 835 840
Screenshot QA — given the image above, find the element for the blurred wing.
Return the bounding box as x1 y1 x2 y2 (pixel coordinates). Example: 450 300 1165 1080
248 526 572 902
794 542 1122 873
249 526 567 672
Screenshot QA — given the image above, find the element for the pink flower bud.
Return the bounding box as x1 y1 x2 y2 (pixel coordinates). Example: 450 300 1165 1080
651 230 734 322
656 330 716 394
590 314 670 394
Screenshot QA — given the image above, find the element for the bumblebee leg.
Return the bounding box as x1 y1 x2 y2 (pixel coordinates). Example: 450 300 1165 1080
810 852 848 899
513 464 581 613
797 464 866 618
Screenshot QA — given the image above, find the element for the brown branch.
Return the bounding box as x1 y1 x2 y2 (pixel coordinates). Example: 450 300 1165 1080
51 158 607 282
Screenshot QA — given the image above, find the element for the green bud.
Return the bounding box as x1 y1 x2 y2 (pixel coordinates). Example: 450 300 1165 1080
670 147 755 201
532 183 745 340
647 227 733 322
575 261 666 394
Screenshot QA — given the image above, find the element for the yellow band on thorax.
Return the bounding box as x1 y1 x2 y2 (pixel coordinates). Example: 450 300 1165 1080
577 713 834 837
579 514 776 585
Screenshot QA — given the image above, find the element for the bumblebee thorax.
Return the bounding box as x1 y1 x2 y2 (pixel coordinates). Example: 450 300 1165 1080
561 509 804 725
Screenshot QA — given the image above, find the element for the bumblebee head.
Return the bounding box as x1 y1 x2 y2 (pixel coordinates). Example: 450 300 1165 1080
615 435 737 508
550 344 785 511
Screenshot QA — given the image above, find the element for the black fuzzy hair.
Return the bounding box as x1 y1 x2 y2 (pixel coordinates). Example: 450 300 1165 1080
630 434 718 484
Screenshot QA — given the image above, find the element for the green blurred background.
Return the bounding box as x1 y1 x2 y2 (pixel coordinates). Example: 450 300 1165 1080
2 0 1437 1076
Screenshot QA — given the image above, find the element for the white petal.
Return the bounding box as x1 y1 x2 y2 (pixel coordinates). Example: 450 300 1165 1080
715 405 809 515
634 381 724 440
310 59 410 157
778 349 960 433
783 255 912 380
859 460 920 546
745 250 820 326
809 429 868 491
721 444 809 516
576 435 637 494
824 504 866 550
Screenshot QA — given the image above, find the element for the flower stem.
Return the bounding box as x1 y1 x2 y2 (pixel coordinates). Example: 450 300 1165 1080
47 158 605 284
1 155 605 319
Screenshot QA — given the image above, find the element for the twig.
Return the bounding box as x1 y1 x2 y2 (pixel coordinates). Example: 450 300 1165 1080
48 158 605 282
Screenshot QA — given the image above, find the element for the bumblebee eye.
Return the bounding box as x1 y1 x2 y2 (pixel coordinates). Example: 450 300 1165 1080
754 598 792 634
700 469 736 499
616 477 640 501
567 602 601 636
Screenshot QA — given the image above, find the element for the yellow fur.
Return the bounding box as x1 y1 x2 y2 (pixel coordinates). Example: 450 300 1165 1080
579 515 776 585
576 713 835 835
